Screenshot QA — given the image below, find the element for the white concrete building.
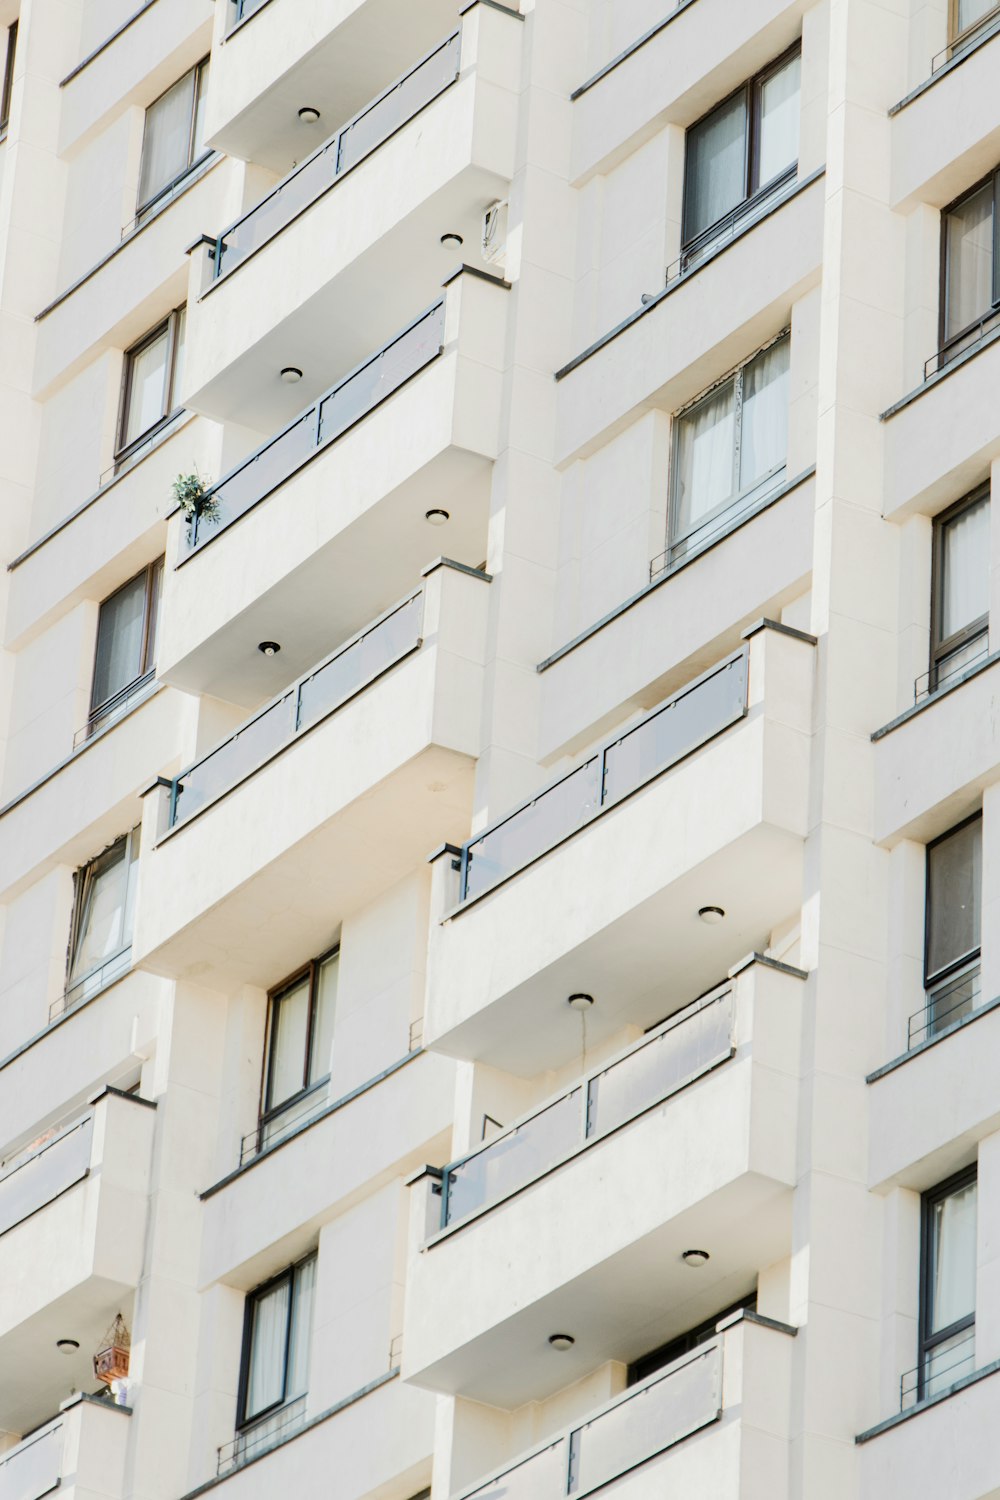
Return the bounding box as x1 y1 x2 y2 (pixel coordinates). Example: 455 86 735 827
0 0 998 1496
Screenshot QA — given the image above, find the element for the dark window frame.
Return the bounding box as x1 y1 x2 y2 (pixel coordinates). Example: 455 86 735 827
66 824 141 993
236 1252 317 1431
115 306 185 466
136 56 211 219
260 945 339 1132
923 811 982 993
627 1292 757 1386
929 485 990 692
938 168 1000 363
918 1164 977 1402
89 558 163 729
681 41 801 253
0 20 17 136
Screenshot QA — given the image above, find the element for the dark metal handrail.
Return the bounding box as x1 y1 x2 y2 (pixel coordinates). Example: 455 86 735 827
74 671 158 748
913 640 989 704
50 946 133 1022
924 305 1000 380
907 965 981 1049
240 1076 331 1165
218 1395 307 1475
665 168 798 288
650 464 787 580
900 1327 975 1408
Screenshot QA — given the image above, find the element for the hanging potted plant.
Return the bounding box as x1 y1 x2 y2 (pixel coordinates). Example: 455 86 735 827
171 468 217 528
93 1313 131 1384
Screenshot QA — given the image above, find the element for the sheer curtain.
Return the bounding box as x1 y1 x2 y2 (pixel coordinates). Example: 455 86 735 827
930 1180 977 1332
926 817 982 980
941 494 990 640
286 1258 316 1397
958 0 999 31
309 954 339 1085
245 1278 292 1419
92 572 147 709
945 183 994 341
683 92 747 242
68 841 128 984
137 70 195 209
740 338 790 490
672 384 736 541
122 328 170 449
266 979 310 1110
756 56 801 188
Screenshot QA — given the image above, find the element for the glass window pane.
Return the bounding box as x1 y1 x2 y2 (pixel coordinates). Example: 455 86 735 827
92 572 148 709
927 818 982 981
245 1278 291 1420
957 0 997 32
266 980 310 1109
193 61 210 159
69 839 128 984
672 382 736 540
137 69 196 209
940 493 990 641
683 92 747 243
121 828 141 952
122 329 170 449
145 562 163 675
945 184 994 342
739 337 790 490
286 1257 316 1397
308 954 338 1085
756 56 800 189
929 1179 977 1334
169 308 186 412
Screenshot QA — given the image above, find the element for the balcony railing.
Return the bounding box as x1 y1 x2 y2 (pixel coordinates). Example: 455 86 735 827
908 964 981 1049
460 1341 722 1500
665 168 798 289
218 1395 308 1476
931 3 1000 70
227 0 271 31
49 945 132 1024
924 306 1000 380
214 32 462 278
169 590 424 826
650 462 787 580
181 299 445 555
458 649 748 900
73 670 158 748
900 1327 976 1409
0 1415 64 1500
0 1111 93 1239
441 986 735 1227
240 1075 331 1165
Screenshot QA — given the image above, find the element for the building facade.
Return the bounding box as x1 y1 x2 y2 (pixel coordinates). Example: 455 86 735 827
0 0 997 1497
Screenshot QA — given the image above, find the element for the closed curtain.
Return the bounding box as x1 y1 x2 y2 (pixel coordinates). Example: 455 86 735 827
137 69 195 209
245 1278 291 1420
672 383 736 541
927 818 982 980
92 572 147 710
930 1180 977 1333
945 183 994 341
941 493 990 641
740 338 790 490
756 55 800 188
683 92 746 243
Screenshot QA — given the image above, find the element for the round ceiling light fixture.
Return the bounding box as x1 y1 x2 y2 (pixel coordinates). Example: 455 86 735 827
56 1339 81 1355
425 508 450 526
440 232 464 247
567 993 594 1012
548 1333 575 1352
681 1249 710 1268
280 366 303 384
698 905 726 924
257 641 281 658
298 106 321 124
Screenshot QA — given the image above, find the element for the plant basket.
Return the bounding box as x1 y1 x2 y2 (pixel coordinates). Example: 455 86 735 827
93 1313 131 1385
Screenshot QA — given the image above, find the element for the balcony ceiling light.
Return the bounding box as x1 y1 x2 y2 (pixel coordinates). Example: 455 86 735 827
56 1338 81 1354
567 993 594 1011
698 905 726 924
425 508 450 526
280 366 303 384
548 1333 575 1351
297 106 321 124
440 232 464 247
682 1249 710 1268
257 641 281 657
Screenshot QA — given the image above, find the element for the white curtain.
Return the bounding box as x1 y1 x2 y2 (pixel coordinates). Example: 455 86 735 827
309 953 339 1086
672 383 736 541
931 1180 977 1333
941 493 990 639
926 817 981 978
756 55 801 187
946 183 994 341
286 1258 316 1397
92 571 147 708
267 979 310 1109
245 1279 291 1419
683 92 746 242
740 338 790 490
68 841 128 984
137 69 195 209
959 0 998 31
122 328 169 448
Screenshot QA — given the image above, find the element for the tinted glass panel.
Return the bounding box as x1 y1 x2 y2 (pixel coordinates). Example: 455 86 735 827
940 493 990 641
929 1179 977 1334
684 92 747 242
122 328 170 448
926 818 982 982
756 55 800 188
92 572 147 710
444 1090 582 1225
958 0 998 31
244 1277 291 1420
138 69 196 209
309 955 339 1086
266 980 310 1110
945 183 994 341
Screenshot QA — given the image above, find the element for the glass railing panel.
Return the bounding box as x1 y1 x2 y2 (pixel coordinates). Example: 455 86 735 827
229 0 270 30
464 757 602 900
567 1344 722 1495
444 1090 582 1226
189 411 317 549
587 991 734 1138
173 693 297 824
603 653 747 805
296 593 422 731
337 32 462 175
464 1442 567 1500
0 1419 63 1500
217 143 339 276
317 301 446 446
0 1114 93 1239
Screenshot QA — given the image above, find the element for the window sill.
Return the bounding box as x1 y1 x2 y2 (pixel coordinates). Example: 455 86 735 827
856 1356 1000 1443
889 11 1000 115
881 317 1000 421
870 648 1000 741
866 992 1000 1083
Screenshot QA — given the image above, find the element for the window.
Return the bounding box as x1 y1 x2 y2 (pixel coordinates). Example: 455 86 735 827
260 950 339 1149
930 487 990 693
941 171 1000 365
116 307 186 466
949 0 1000 55
137 59 210 219
0 21 17 136
682 46 800 258
628 1294 756 1385
238 1254 316 1444
66 827 141 1008
919 1168 977 1400
668 333 790 563
924 814 982 1037
89 561 163 736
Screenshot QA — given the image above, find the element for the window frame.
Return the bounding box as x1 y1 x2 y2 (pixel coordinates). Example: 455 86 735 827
260 946 339 1132
236 1252 317 1431
939 168 1000 362
948 0 1000 52
66 825 141 997
115 306 186 467
0 20 17 137
929 485 990 692
681 41 801 254
136 56 211 220
89 559 163 730
923 811 983 993
918 1164 978 1402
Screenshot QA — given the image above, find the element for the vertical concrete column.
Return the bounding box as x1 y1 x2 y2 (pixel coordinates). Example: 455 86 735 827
878 1186 920 1415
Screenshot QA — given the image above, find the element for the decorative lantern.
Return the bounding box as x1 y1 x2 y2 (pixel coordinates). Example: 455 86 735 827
93 1314 130 1385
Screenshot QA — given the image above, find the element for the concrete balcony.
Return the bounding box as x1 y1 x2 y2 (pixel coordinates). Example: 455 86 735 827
450 1310 796 1499
200 1049 454 1288
404 959 802 1406
858 1361 1000 1500
0 1393 131 1500
158 268 506 708
424 621 814 1077
185 2 521 429
134 560 490 991
890 22 1000 210
0 1088 155 1440
555 170 824 466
